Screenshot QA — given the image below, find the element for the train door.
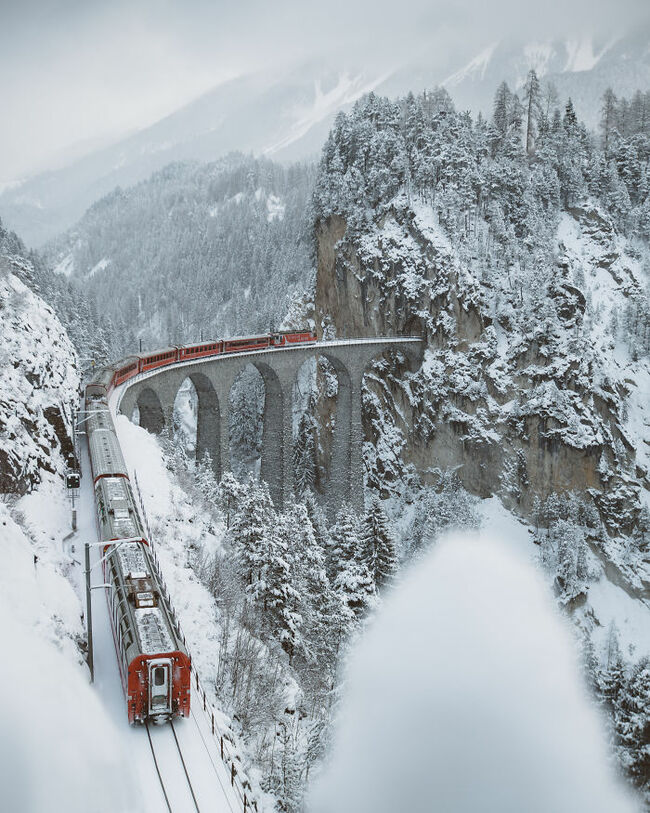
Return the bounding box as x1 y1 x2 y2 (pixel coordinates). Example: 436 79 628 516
148 659 172 716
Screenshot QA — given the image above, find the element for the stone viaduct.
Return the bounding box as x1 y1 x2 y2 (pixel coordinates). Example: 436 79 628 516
116 338 423 514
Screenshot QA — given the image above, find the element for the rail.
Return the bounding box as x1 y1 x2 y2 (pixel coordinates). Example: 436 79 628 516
145 723 173 813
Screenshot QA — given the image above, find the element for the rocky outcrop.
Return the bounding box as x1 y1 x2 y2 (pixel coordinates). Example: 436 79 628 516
0 254 79 493
314 199 650 538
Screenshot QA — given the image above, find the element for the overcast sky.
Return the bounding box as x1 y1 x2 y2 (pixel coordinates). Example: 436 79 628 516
1 0 648 182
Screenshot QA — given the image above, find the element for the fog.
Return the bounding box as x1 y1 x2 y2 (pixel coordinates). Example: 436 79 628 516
0 612 140 812
308 534 639 813
1 0 649 182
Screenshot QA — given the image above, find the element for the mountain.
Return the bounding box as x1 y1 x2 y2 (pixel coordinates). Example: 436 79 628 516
0 63 383 247
433 28 650 125
1 28 649 247
44 155 316 357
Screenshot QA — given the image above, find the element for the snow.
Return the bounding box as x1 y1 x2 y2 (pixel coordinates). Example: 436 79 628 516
563 37 608 73
442 42 498 87
588 577 650 662
522 42 555 78
0 609 140 813
134 608 175 654
0 262 79 492
557 209 650 477
0 178 24 195
87 256 111 278
53 252 75 276
479 495 538 564
266 194 285 222
0 498 140 812
309 533 638 813
264 71 390 156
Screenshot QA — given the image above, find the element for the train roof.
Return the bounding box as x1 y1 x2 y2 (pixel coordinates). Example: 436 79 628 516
114 355 140 370
95 476 146 543
89 428 128 479
111 542 182 657
136 347 177 360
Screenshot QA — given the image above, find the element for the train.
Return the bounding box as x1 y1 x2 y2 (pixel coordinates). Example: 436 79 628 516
89 329 318 395
85 390 191 724
84 329 316 723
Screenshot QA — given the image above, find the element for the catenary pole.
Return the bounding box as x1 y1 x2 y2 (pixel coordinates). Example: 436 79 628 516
85 542 94 683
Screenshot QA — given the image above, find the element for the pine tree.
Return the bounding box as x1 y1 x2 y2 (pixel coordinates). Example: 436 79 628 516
293 400 317 498
304 490 330 554
263 515 303 659
230 479 274 586
195 452 219 503
523 69 542 156
333 561 376 619
217 470 245 529
327 503 362 579
600 88 618 155
359 496 398 589
614 659 650 791
492 81 512 141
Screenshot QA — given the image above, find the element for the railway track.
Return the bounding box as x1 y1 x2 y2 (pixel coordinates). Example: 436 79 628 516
146 721 201 813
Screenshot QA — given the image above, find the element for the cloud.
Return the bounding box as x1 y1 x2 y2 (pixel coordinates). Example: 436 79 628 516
0 0 648 181
308 533 639 813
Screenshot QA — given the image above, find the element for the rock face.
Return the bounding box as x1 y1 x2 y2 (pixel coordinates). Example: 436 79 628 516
314 198 650 540
0 253 79 493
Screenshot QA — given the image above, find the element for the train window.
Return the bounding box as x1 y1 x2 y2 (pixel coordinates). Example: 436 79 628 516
154 667 165 686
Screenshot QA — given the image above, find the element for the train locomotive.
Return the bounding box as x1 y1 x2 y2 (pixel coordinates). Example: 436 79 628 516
85 393 191 724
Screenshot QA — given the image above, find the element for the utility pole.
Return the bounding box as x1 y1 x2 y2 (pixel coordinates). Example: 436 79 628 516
83 538 136 683
85 542 94 682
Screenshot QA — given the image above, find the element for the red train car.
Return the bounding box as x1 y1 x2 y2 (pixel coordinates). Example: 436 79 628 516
138 347 178 374
105 330 318 393
277 329 317 345
178 341 222 361
113 357 140 388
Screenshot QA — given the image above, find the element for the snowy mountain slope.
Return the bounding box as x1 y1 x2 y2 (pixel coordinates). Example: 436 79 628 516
0 252 79 492
43 156 315 357
0 62 380 247
436 30 650 126
0 240 135 809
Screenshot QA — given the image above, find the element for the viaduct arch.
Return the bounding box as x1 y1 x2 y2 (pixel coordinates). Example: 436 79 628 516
118 338 423 515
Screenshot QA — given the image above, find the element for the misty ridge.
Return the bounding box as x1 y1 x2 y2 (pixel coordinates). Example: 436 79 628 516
1 2 650 813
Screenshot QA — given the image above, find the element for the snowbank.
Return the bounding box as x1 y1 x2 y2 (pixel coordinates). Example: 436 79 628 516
309 533 639 813
0 503 140 812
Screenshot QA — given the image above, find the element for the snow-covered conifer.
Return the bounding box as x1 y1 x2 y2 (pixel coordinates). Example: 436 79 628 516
359 496 398 589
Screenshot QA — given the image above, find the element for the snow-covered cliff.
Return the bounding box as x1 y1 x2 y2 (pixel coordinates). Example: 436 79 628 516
312 90 650 803
0 245 79 492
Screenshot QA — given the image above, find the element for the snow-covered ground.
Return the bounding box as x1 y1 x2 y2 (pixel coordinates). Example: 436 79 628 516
310 531 639 813
0 483 138 812
480 496 650 663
